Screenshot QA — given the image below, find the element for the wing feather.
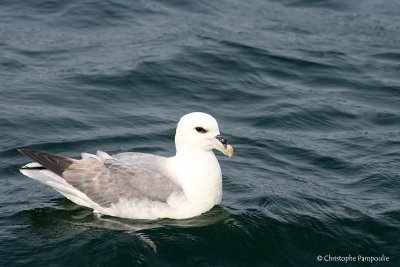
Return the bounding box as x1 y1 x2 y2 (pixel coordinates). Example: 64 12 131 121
19 149 73 176
19 149 181 208
64 155 180 207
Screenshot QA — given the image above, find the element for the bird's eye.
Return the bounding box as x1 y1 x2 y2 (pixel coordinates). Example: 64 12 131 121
195 127 207 133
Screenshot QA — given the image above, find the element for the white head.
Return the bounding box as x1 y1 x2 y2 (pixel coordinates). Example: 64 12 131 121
175 112 234 157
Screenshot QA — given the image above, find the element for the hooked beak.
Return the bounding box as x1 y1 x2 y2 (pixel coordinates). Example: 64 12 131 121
211 135 235 158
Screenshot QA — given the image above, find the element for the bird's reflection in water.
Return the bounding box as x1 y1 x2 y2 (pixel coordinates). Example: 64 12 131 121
27 198 232 252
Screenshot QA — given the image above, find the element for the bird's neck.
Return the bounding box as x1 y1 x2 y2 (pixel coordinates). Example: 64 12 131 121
172 149 220 176
168 150 222 205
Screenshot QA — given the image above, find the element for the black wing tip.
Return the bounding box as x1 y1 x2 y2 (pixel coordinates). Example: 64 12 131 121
19 149 43 170
17 148 73 176
18 148 52 157
21 165 46 170
18 148 35 156
18 148 44 160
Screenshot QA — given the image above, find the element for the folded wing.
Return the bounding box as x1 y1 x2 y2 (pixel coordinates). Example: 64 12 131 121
19 149 181 208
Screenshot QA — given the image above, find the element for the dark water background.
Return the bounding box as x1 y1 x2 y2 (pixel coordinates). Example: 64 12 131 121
1 0 399 266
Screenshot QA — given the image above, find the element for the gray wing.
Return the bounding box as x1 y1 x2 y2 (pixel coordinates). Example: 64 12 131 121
19 149 181 208
62 152 181 207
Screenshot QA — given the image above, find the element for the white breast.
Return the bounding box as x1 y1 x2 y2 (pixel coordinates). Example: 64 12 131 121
167 151 223 214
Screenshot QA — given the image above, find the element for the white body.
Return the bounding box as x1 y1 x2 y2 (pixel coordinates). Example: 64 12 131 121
20 112 231 220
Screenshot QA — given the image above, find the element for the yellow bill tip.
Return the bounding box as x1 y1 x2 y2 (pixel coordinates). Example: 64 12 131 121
227 145 234 158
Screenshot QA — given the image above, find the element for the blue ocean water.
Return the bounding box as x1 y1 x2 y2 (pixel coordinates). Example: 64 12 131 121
1 0 399 266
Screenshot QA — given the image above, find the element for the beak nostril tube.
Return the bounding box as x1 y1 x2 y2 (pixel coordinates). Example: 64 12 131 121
215 135 227 146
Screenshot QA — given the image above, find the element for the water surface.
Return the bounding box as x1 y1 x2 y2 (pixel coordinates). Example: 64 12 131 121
1 0 399 266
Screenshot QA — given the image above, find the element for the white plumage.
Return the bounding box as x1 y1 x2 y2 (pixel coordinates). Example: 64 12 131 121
19 112 234 220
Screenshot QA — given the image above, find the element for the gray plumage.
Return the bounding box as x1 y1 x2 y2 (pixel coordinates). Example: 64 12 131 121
19 149 181 208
